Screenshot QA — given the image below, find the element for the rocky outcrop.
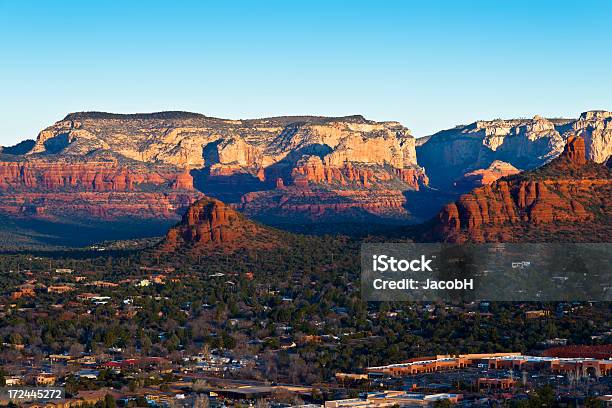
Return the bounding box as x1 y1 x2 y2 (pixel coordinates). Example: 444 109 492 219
0 191 197 219
240 188 410 222
233 153 429 223
429 136 611 242
417 111 612 189
3 109 609 241
160 196 281 253
561 135 587 165
290 155 427 189
454 160 520 190
570 110 612 163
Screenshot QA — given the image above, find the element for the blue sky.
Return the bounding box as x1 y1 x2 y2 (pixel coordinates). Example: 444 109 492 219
0 0 610 145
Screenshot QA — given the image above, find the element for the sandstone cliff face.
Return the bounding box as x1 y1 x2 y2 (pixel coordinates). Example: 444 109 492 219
417 111 612 189
30 112 421 174
4 109 610 238
20 111 427 224
233 152 430 223
0 161 194 191
431 136 611 243
0 191 198 219
160 197 280 253
239 187 411 223
0 158 200 219
570 110 612 163
290 155 428 189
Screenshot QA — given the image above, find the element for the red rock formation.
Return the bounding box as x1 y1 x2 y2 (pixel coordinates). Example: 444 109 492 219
7 111 434 229
173 168 196 190
234 156 428 221
160 197 281 253
0 159 201 220
430 136 611 242
417 111 612 189
0 191 198 219
290 156 427 191
393 167 430 188
561 135 587 165
454 161 521 190
240 188 410 220
0 161 195 192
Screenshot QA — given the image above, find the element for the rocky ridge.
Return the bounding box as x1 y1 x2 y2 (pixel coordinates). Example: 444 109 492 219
430 136 611 243
19 112 428 223
417 111 612 189
30 112 420 174
0 109 610 245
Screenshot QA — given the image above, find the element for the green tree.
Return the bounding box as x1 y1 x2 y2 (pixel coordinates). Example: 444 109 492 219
104 394 117 408
584 397 604 408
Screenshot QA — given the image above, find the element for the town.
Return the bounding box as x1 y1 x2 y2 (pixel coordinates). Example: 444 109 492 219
0 252 610 407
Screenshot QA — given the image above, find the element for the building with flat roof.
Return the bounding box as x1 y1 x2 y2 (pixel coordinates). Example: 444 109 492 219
476 378 517 390
366 353 612 378
366 353 518 376
325 391 461 408
484 355 612 376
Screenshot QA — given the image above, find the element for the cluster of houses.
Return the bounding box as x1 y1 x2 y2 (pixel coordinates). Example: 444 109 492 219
9 267 176 300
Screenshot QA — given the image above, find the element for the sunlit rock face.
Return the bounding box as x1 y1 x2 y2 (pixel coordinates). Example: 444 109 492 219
417 111 612 189
0 159 200 220
18 111 428 224
571 111 612 163
29 112 421 172
2 110 609 239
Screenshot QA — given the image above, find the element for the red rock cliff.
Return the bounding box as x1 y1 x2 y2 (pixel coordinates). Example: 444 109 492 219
235 155 428 222
0 161 194 191
431 136 611 242
0 159 200 219
290 155 427 190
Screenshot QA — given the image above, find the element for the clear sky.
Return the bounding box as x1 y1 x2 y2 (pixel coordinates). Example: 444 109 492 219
0 0 610 145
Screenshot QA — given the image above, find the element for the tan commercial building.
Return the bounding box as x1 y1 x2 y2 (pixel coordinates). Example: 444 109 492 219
366 353 518 377
325 391 461 408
